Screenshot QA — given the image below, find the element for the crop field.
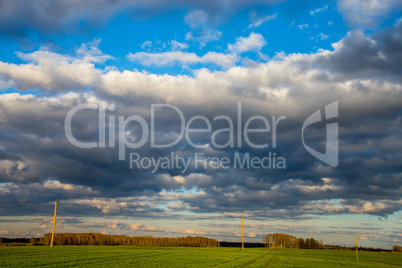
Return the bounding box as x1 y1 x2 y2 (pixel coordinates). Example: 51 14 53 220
0 246 401 267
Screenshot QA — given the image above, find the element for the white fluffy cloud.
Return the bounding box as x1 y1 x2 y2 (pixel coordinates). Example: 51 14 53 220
184 10 209 29
126 51 238 68
1 29 400 114
337 0 401 28
170 40 189 51
0 40 111 91
227 32 267 53
126 32 267 69
183 10 222 48
189 28 223 48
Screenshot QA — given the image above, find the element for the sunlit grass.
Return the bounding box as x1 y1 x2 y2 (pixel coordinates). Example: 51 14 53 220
0 246 400 267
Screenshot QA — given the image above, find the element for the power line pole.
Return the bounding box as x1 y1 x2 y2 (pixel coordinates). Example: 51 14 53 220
355 234 358 262
242 216 244 251
50 201 57 247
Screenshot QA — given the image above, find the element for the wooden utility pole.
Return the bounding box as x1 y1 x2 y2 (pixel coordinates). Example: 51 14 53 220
50 201 57 247
242 216 244 251
355 234 358 261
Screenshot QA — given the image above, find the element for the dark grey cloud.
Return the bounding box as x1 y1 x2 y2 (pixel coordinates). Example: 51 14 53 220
0 0 283 36
315 26 402 77
337 0 402 29
0 18 401 222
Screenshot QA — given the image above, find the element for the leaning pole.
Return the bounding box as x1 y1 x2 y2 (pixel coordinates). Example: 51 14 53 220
242 216 244 251
50 201 57 247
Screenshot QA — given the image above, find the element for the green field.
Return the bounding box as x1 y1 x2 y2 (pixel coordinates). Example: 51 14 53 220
0 246 401 267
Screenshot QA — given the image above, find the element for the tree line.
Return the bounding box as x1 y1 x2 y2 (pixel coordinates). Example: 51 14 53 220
42 233 219 247
392 245 402 253
263 233 323 249
324 244 391 252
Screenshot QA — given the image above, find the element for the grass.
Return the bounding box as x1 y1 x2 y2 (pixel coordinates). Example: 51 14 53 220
0 246 401 267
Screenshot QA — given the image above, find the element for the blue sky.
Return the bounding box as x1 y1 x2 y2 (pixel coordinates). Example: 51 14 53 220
0 0 401 249
0 1 351 75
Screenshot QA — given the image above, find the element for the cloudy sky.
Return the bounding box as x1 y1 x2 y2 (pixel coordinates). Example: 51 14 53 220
0 0 401 249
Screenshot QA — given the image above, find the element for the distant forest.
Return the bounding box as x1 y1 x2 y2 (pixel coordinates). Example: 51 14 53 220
262 233 395 252
0 233 219 247
0 233 399 252
40 233 220 247
263 233 323 249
